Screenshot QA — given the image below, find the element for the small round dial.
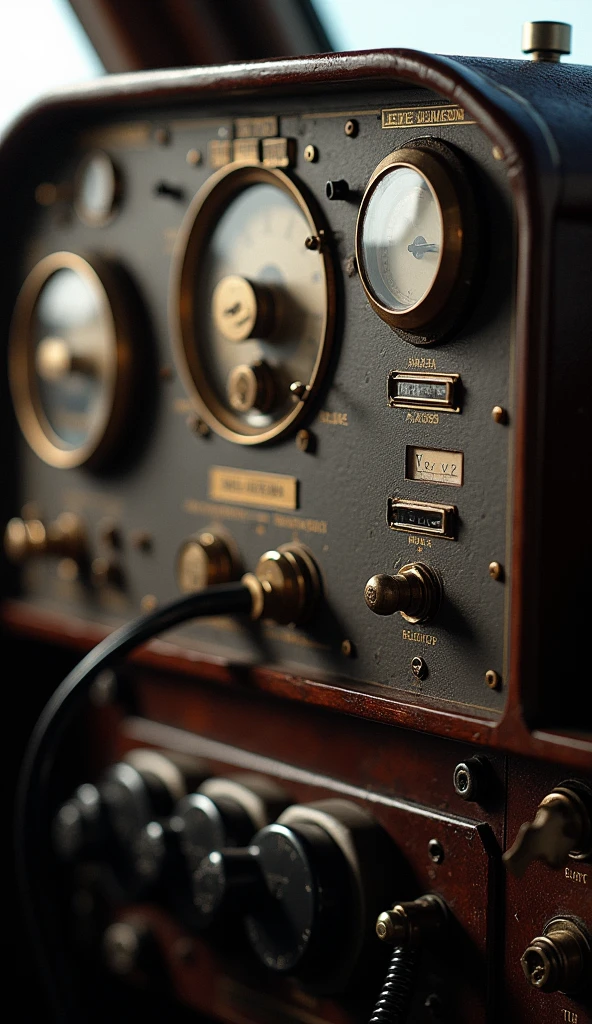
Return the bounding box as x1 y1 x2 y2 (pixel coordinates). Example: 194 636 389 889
356 144 473 339
171 165 335 444
9 252 133 468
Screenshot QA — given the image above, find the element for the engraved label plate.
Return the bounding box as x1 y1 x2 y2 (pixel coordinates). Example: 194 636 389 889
382 105 476 129
208 139 232 168
233 138 261 162
235 116 279 139
209 467 298 510
406 446 464 486
261 137 295 167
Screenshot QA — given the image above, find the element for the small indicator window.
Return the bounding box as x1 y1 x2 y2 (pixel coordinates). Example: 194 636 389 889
387 497 456 539
388 371 460 412
406 446 463 486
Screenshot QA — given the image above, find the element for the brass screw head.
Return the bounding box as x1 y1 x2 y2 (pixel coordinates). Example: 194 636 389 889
295 429 312 452
344 119 358 137
303 144 318 163
488 561 503 581
187 414 211 438
304 234 321 251
485 669 501 690
186 148 202 166
341 639 355 657
140 594 158 613
491 405 507 424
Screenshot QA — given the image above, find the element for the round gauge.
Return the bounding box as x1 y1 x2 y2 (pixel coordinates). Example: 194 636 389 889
74 150 120 227
356 145 472 339
171 164 335 444
9 252 133 468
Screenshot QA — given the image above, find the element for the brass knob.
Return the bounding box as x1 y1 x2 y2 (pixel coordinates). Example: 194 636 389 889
521 21 572 62
212 275 274 342
4 512 87 563
503 784 592 877
376 895 448 949
227 361 276 413
176 531 240 593
520 918 591 993
242 543 321 625
364 563 442 623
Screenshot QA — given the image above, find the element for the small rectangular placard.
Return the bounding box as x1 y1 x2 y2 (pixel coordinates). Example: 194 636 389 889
382 105 475 129
406 446 464 486
209 467 298 511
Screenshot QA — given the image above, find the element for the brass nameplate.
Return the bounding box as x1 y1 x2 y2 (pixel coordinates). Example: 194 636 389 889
382 105 475 129
262 137 296 168
209 467 298 511
233 138 261 163
406 446 463 486
235 115 279 139
208 139 232 168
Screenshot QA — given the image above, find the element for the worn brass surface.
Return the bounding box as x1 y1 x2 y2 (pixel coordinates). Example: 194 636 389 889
364 563 442 624
503 785 592 877
520 918 591 993
243 543 322 625
376 895 448 948
176 530 241 592
4 512 87 563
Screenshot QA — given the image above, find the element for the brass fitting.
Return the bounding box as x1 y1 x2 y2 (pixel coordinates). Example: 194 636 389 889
242 544 321 626
364 563 442 623
376 895 448 949
520 918 591 993
503 783 592 877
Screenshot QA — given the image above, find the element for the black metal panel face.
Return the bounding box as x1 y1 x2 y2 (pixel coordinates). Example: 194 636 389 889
6 86 514 714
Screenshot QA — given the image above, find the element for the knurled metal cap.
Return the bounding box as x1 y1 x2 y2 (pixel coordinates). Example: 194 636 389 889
522 21 572 60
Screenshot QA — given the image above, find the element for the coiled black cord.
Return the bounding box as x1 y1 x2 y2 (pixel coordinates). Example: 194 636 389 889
15 581 253 1022
369 946 418 1024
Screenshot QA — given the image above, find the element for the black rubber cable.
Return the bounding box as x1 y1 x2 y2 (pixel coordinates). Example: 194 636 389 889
15 581 253 1022
369 946 418 1024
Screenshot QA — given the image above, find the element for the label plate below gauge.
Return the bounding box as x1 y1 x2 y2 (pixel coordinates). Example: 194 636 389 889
406 446 463 486
209 467 298 510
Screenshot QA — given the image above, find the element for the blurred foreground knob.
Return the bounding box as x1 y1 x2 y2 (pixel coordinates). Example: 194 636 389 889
213 275 274 342
176 531 240 592
4 512 87 563
521 21 571 62
364 563 442 623
227 361 276 413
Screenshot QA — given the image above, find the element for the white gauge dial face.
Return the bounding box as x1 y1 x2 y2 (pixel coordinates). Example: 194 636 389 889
360 165 443 312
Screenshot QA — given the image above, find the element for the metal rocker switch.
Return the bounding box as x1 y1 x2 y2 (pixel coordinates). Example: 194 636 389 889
364 563 442 623
503 783 592 877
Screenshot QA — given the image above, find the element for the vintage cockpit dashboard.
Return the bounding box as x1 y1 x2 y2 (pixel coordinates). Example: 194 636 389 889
2 39 591 1024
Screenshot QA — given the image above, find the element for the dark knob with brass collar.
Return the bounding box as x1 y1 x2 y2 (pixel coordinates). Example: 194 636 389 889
364 563 442 623
177 530 241 593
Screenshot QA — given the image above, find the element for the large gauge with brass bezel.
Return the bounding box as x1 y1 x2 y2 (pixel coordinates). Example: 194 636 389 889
171 163 335 444
9 251 135 469
356 142 478 343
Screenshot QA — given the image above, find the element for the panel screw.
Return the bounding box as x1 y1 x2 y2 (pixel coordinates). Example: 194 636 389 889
304 234 321 251
491 405 508 424
453 757 489 801
492 145 505 161
344 119 358 137
290 381 309 401
341 639 355 657
303 144 318 163
187 414 211 438
488 560 503 580
485 669 501 690
411 656 427 680
428 839 445 864
186 148 202 166
295 429 314 452
141 594 158 613
153 126 171 146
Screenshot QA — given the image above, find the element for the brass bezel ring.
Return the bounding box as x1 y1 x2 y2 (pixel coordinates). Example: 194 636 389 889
355 146 464 333
8 251 133 469
170 162 336 445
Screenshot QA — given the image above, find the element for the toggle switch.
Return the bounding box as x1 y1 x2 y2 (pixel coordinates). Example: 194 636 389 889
503 782 592 877
364 563 442 623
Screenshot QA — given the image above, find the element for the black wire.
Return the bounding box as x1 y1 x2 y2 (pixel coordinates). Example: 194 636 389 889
15 582 253 1023
369 946 418 1024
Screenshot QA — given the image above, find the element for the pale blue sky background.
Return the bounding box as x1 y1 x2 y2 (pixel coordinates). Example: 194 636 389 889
0 0 590 138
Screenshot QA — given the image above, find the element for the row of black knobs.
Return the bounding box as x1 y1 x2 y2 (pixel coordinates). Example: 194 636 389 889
54 760 356 985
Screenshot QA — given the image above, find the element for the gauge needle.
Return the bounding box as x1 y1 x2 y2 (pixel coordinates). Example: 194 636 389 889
407 235 440 259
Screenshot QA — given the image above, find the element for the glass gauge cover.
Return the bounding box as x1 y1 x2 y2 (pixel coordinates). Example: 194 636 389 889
9 252 132 468
171 165 335 444
356 145 469 338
